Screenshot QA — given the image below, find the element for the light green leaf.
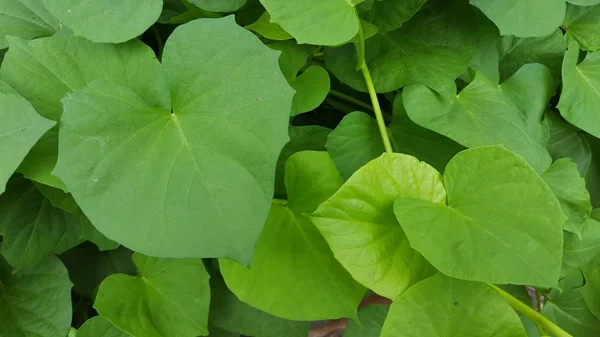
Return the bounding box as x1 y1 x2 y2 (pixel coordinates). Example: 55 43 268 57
221 151 364 320
357 0 426 32
563 214 600 269
389 95 464 173
0 35 169 189
542 269 600 337
546 111 592 176
0 255 72 337
245 11 292 40
564 4 600 51
542 158 592 235
77 317 130 337
0 93 55 195
470 0 565 37
344 304 389 337
94 254 211 337
0 0 59 48
403 64 554 173
326 112 384 180
325 0 481 94
380 274 527 337
270 41 309 80
558 42 600 140
40 0 162 43
60 244 136 299
189 0 246 12
54 17 294 263
0 177 84 271
210 277 311 337
291 66 330 116
259 0 360 46
394 146 565 288
498 29 566 80
311 153 443 299
581 264 600 319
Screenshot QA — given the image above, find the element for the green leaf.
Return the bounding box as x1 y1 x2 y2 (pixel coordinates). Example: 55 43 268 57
564 4 600 51
546 111 592 176
77 317 130 337
189 0 247 12
0 35 169 189
53 17 294 263
325 0 481 93
40 0 162 43
380 274 527 337
0 177 85 271
245 11 292 40
389 95 464 173
542 269 600 337
0 92 55 195
0 255 72 337
0 0 59 49
563 214 600 268
94 254 211 337
33 182 81 215
542 158 592 235
569 0 600 4
290 66 330 116
403 64 554 173
259 0 360 46
357 0 426 32
60 244 136 299
344 304 389 337
470 0 565 37
581 264 600 319
558 42 600 139
270 41 309 80
210 277 311 337
326 112 384 179
221 151 364 320
394 146 565 288
275 125 331 198
311 153 443 299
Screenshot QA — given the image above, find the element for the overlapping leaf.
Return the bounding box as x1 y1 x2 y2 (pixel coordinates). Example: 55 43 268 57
546 111 592 175
189 0 247 12
0 0 59 48
563 212 600 268
77 317 129 337
357 0 426 33
344 304 389 337
564 3 600 51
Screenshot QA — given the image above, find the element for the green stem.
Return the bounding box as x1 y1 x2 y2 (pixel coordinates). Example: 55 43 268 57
489 284 572 337
329 90 374 112
313 52 324 58
272 198 288 206
151 26 164 60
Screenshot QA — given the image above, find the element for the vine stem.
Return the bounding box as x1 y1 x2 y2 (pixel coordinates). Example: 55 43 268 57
329 89 374 112
488 284 572 337
355 23 393 154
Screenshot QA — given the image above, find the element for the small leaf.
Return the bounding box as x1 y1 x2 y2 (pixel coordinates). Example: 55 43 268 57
564 3 600 51
311 153 443 299
546 111 592 176
245 11 292 40
394 146 565 288
40 0 162 43
380 274 527 337
0 0 59 48
94 254 211 337
290 66 330 116
0 255 72 337
563 214 600 269
188 0 247 12
77 317 130 337
581 264 600 319
259 0 360 46
344 304 389 337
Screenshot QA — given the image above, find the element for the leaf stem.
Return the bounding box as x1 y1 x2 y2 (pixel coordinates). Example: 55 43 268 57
488 284 572 337
329 90 374 112
355 23 393 154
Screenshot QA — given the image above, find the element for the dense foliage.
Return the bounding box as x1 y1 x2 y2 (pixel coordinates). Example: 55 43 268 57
1 0 600 336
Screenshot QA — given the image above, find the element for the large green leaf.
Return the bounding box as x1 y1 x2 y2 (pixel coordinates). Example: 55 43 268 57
77 317 130 337
0 177 85 271
221 151 364 320
210 278 311 337
470 0 565 37
546 111 592 176
94 254 211 337
326 112 384 180
0 92 55 195
564 4 600 51
542 158 592 235
403 64 554 173
344 304 389 337
0 35 169 190
259 0 360 46
357 0 426 33
581 265 600 319
189 0 247 12
53 17 294 263
325 0 481 93
0 0 59 49
542 269 600 337
40 0 162 43
380 274 527 337
0 255 72 337
558 42 600 139
311 153 443 299
394 146 565 288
